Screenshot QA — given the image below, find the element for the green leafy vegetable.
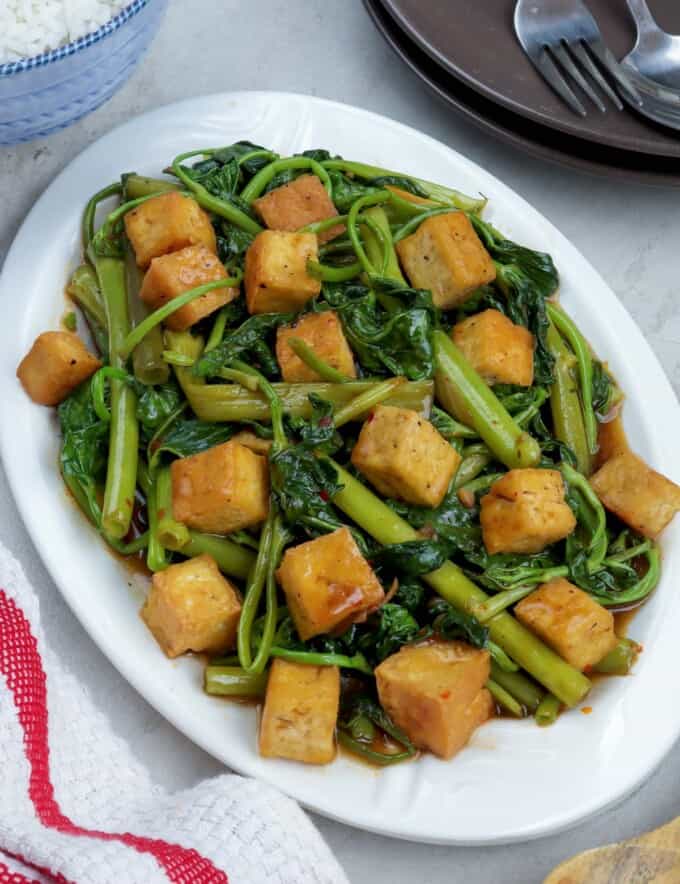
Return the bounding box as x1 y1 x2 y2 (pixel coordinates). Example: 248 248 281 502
322 279 437 380
328 171 380 213
134 382 183 435
287 393 342 453
58 378 109 526
270 446 345 536
387 485 485 566
194 312 294 379
592 360 620 421
216 221 255 267
428 599 489 647
357 603 420 664
337 694 417 766
392 578 427 615
372 538 454 577
149 418 235 465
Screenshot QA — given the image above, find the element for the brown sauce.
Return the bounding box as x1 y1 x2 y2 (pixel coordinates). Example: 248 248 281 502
613 607 638 638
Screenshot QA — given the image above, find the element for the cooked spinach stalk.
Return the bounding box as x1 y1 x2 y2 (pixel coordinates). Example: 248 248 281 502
52 140 658 771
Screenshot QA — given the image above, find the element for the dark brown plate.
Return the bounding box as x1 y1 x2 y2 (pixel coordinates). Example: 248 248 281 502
364 0 680 185
379 0 680 157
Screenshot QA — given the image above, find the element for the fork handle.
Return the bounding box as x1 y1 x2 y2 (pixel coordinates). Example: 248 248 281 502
625 0 659 36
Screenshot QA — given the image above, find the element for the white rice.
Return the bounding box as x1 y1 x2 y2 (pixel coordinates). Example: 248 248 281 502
0 0 129 64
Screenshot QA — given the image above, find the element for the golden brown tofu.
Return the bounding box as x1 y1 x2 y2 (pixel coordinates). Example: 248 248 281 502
480 468 576 554
124 192 217 268
452 309 534 387
253 174 344 244
139 244 238 331
141 554 242 658
244 230 321 314
259 660 340 764
171 440 269 534
17 331 101 406
395 212 496 309
351 405 461 507
515 579 617 671
376 640 493 759
590 450 680 539
276 526 384 640
276 311 356 382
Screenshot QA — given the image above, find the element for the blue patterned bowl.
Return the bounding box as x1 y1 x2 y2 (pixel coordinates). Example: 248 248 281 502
0 0 167 145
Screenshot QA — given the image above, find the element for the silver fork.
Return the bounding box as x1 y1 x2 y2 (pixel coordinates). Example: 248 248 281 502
514 0 642 116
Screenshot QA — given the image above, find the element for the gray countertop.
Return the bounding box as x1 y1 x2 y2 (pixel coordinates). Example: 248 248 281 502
2 2 680 881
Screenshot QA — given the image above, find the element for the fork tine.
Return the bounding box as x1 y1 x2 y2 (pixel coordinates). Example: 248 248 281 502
586 39 643 106
551 43 606 112
535 49 587 116
568 41 624 111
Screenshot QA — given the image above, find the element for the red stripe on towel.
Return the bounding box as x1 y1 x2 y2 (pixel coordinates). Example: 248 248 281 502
0 590 228 884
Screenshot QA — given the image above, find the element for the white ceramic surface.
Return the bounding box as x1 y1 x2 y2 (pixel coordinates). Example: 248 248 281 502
1 91 679 845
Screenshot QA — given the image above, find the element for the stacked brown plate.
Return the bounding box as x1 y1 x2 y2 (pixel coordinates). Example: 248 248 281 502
363 0 680 185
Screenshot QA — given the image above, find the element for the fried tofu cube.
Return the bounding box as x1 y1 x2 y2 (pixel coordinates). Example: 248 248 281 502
395 212 496 309
590 450 680 539
17 331 101 406
171 440 269 534
139 244 238 331
351 405 461 507
259 660 340 764
515 578 617 671
276 311 356 382
141 554 242 658
376 640 493 759
480 468 576 554
253 174 344 244
452 309 534 386
124 192 217 268
244 230 321 314
276 526 384 641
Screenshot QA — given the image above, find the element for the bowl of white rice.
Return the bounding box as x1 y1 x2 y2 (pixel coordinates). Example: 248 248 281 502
0 0 167 144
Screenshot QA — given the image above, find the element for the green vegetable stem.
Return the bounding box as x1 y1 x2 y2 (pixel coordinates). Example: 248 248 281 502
593 638 640 675
66 264 109 358
155 466 190 550
122 173 179 200
328 461 591 707
360 205 405 283
546 319 592 476
240 156 332 203
96 256 139 540
321 159 486 213
181 531 255 580
489 662 543 713
204 665 267 697
287 337 350 383
124 239 169 385
118 276 242 361
535 693 561 727
434 331 542 469
171 150 262 234
137 460 167 573
487 679 524 717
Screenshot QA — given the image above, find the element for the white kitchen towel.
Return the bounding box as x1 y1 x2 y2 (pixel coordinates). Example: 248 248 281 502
0 541 349 884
